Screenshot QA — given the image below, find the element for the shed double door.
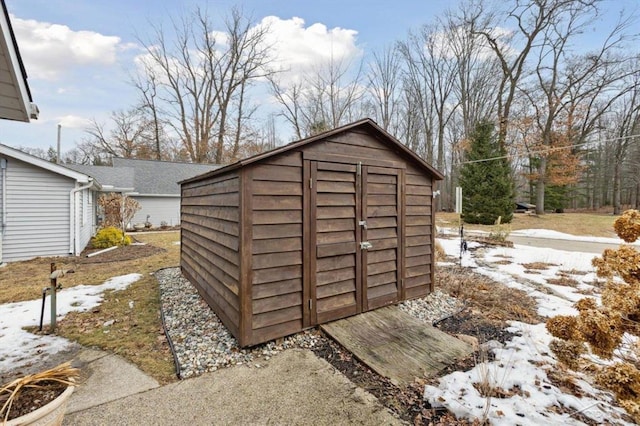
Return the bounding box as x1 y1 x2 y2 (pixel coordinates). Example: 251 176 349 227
306 160 403 325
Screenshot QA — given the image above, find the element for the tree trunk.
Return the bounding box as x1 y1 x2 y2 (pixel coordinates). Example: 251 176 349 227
613 160 621 215
535 157 546 215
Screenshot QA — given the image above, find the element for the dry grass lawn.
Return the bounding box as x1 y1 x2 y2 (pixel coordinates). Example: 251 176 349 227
1 232 180 384
436 211 619 238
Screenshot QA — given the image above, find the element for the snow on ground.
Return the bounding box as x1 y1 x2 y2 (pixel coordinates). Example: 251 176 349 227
429 233 633 425
0 274 141 374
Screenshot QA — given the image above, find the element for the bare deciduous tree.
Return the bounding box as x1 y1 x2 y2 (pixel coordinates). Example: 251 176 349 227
269 56 364 139
83 108 157 162
135 7 272 163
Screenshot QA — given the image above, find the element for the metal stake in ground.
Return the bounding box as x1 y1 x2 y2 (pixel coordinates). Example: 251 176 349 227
48 262 74 333
50 263 57 332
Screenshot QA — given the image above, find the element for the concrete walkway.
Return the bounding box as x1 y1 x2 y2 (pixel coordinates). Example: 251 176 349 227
64 348 403 425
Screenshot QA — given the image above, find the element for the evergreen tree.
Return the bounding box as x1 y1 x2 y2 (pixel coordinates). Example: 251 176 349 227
460 120 514 224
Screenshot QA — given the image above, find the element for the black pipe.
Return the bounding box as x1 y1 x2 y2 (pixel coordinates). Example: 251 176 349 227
39 287 50 331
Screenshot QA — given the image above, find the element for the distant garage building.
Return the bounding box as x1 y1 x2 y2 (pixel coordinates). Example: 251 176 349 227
180 119 444 347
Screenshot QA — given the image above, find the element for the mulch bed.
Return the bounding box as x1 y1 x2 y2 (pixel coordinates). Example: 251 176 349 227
78 240 165 263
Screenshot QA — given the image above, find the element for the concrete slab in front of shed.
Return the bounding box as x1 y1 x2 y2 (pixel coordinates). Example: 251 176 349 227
320 306 473 387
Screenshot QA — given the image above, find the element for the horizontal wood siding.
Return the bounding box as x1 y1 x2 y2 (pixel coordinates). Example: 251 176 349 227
314 162 359 324
365 167 400 310
250 152 304 344
2 157 74 262
131 196 181 227
181 172 241 337
404 163 433 299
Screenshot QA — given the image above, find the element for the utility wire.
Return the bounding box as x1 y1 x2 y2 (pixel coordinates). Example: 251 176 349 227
457 133 640 165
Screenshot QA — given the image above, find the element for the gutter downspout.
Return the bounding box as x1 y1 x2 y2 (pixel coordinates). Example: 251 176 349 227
1 158 7 264
69 178 95 255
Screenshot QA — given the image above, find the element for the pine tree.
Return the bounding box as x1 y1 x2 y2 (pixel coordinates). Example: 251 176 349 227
459 120 514 225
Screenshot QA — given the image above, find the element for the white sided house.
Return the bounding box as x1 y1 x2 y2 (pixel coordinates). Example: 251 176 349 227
0 144 99 263
68 158 220 228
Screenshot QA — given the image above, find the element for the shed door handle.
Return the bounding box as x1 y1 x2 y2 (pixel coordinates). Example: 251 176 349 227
360 241 373 250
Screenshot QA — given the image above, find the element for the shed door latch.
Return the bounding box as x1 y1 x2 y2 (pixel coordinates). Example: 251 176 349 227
360 241 373 250
359 220 367 229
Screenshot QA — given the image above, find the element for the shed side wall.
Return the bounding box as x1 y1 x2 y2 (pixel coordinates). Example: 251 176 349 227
404 163 433 298
181 172 241 337
249 152 304 344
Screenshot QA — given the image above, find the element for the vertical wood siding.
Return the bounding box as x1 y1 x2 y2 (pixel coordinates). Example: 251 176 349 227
404 163 433 298
181 172 241 337
2 157 74 261
249 152 304 344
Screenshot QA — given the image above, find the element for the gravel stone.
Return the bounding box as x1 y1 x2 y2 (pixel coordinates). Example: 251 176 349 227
156 267 462 379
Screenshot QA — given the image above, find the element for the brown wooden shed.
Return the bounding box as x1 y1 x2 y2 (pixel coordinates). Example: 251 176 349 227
180 118 444 347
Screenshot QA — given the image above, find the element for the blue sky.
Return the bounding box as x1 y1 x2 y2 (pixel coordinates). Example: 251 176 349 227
1 0 637 153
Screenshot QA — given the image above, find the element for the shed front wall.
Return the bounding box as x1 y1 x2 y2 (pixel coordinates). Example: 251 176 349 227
180 172 242 339
243 129 435 346
1 156 74 262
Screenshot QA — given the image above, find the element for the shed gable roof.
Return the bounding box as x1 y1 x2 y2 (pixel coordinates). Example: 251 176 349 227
0 0 37 122
181 118 445 184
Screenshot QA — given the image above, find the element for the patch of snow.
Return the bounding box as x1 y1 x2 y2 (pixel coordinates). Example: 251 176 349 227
425 322 632 425
0 273 141 374
429 237 634 424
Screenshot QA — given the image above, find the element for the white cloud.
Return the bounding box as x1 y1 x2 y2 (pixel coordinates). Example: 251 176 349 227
132 16 362 91
57 114 91 129
259 16 361 78
11 15 124 80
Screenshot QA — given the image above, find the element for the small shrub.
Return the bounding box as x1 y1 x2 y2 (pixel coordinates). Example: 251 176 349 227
488 216 511 243
434 240 445 262
549 339 585 369
546 209 640 420
595 363 640 401
546 315 580 341
92 226 131 249
614 209 640 243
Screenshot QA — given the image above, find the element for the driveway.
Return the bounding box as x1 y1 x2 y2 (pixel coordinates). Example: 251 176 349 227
507 235 621 254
